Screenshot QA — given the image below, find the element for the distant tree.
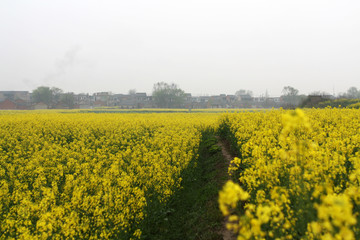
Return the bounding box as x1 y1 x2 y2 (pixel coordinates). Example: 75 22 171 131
60 92 75 108
281 86 302 108
51 87 63 105
128 89 136 95
235 89 253 97
32 86 65 107
152 82 186 108
346 87 360 99
309 91 330 96
32 86 54 105
282 86 299 96
299 91 332 108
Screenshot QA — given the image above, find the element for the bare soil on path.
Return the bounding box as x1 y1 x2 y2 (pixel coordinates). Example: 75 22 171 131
216 136 237 240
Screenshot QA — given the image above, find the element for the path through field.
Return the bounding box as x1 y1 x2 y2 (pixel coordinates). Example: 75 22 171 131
131 132 238 240
142 131 234 240
216 137 237 240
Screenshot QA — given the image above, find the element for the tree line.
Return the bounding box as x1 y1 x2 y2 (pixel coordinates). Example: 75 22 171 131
30 84 360 109
32 87 75 108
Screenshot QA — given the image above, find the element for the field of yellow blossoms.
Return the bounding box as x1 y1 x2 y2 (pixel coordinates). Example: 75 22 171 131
0 112 217 239
1 109 360 239
219 109 360 240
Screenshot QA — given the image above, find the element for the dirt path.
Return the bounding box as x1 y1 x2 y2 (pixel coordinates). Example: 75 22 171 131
216 136 234 165
216 136 237 240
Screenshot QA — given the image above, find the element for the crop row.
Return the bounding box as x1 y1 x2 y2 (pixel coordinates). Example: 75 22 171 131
0 113 216 239
219 109 360 239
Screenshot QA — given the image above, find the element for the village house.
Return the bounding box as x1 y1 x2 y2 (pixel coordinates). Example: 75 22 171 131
33 102 48 110
0 89 288 110
74 93 92 109
0 91 31 110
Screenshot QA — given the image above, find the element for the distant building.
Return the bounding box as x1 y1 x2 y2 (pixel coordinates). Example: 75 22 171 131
208 94 226 108
74 93 92 108
93 92 111 105
93 100 107 108
135 93 148 108
237 93 253 102
112 94 136 108
0 91 30 102
191 96 210 108
0 99 18 110
14 99 31 110
184 93 192 108
0 89 292 110
0 97 31 110
33 102 48 110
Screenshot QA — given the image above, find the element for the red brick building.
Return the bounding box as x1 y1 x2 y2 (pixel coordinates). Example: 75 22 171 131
0 99 31 110
0 99 17 109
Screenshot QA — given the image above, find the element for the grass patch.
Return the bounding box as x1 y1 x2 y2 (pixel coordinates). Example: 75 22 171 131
141 131 227 240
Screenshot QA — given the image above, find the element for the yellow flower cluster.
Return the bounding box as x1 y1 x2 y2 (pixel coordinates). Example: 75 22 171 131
219 108 360 239
0 112 216 239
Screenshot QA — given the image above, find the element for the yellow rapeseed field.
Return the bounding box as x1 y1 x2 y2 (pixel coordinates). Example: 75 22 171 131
0 112 217 239
1 109 360 239
219 109 360 239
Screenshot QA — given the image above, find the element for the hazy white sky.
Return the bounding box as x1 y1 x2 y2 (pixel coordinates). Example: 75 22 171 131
1 0 359 96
